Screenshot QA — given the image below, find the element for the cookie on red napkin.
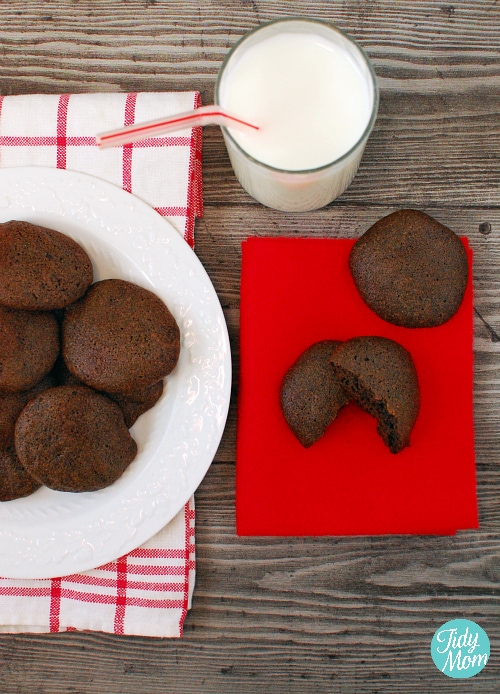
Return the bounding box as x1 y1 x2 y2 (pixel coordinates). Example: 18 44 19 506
236 237 477 536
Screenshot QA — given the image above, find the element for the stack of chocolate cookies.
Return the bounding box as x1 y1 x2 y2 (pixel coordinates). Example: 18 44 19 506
0 221 180 500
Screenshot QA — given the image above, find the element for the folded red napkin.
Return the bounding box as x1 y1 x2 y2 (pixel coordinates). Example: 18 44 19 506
237 237 478 536
0 92 202 636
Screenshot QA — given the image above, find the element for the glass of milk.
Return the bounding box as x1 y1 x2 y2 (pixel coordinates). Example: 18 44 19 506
215 17 379 212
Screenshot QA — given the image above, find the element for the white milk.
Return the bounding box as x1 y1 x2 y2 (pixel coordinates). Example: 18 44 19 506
215 19 378 211
220 32 372 172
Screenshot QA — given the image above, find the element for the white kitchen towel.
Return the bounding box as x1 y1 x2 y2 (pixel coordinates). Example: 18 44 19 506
0 91 203 637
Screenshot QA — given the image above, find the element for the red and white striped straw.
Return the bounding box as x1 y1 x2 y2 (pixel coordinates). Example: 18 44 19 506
97 104 259 148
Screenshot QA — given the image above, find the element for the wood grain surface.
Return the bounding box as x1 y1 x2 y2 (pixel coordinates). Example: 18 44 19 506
0 1 499 692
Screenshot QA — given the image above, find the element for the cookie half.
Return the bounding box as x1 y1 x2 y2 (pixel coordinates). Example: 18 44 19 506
280 340 349 448
330 336 420 454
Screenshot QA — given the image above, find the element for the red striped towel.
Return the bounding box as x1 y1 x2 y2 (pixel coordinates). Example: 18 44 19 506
0 91 202 637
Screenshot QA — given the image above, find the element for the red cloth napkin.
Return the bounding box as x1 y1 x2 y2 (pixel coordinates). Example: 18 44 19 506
0 92 202 636
237 237 478 536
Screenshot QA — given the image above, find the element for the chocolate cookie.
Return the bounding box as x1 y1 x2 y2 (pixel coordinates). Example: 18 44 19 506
280 341 350 448
0 372 57 447
52 355 82 388
14 385 137 492
330 336 420 454
0 445 41 501
53 356 164 428
349 209 469 328
109 380 164 428
0 306 59 392
0 220 94 310
62 279 180 395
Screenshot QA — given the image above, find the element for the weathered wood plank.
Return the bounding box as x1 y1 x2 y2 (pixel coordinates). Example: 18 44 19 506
0 2 498 693
1 2 498 207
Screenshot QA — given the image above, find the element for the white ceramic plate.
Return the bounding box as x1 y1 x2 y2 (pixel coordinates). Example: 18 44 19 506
0 167 231 579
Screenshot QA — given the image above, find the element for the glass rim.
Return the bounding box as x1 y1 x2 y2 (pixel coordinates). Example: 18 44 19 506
214 16 379 176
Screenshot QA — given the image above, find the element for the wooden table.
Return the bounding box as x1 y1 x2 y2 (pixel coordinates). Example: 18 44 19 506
0 2 498 692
